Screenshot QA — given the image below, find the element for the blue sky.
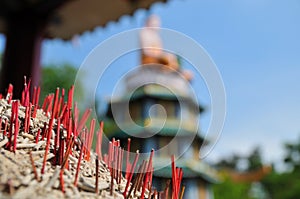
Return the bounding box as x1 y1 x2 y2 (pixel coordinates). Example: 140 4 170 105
1 0 300 167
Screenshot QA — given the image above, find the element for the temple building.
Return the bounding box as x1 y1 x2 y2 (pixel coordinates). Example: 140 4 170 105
104 15 218 198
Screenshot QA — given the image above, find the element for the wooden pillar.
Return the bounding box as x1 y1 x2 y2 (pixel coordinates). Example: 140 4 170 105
0 12 46 98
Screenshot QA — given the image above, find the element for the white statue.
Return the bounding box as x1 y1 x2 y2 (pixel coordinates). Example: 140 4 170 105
139 15 193 81
139 15 179 70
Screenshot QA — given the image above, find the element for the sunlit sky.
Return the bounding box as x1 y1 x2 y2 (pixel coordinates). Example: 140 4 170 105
1 0 300 168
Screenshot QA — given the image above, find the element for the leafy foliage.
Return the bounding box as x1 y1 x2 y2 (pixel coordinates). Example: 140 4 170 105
262 170 300 199
215 146 263 172
215 154 240 170
41 64 84 103
247 147 263 171
283 137 300 170
214 137 300 199
261 137 300 199
213 147 266 199
213 177 254 199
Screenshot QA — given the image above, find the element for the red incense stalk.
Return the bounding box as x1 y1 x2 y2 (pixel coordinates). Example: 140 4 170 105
164 180 170 199
95 155 99 194
29 151 39 181
32 86 40 118
13 101 19 152
67 117 72 141
67 85 74 110
60 169 65 193
73 103 79 137
118 148 124 184
125 138 131 179
59 103 67 119
74 142 84 186
110 162 114 196
96 121 103 160
87 119 95 161
35 129 41 144
140 149 154 199
113 146 118 179
82 128 89 158
134 161 147 195
175 167 180 198
46 97 54 114
27 103 32 131
24 105 30 133
77 108 91 134
123 150 140 198
171 155 177 199
103 154 108 165
41 94 52 113
41 119 54 174
148 167 154 194
3 119 8 136
54 118 61 162
61 137 75 169
57 97 63 118
41 123 47 141
60 89 65 109
60 88 65 110
22 77 31 107
52 88 60 117
59 137 65 165
41 88 59 174
108 141 112 169
6 84 13 104
7 100 16 149
177 168 183 198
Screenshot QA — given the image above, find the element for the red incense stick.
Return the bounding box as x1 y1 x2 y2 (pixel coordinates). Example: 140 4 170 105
77 108 91 135
74 142 84 186
125 138 131 179
96 121 103 160
140 149 154 199
12 101 19 152
171 155 177 199
60 169 65 193
29 151 40 181
123 150 140 198
95 155 99 194
6 84 13 104
41 88 59 174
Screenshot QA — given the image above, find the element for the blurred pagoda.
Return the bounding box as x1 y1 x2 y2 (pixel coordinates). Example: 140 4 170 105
104 15 217 198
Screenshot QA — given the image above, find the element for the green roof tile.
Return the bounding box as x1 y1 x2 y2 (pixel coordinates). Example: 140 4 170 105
152 158 219 183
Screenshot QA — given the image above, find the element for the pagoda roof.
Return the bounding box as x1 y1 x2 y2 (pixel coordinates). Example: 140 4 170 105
153 157 219 183
109 85 205 113
105 119 207 143
124 66 193 96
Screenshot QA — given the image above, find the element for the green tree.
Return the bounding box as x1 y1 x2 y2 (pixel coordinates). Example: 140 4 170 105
215 147 263 172
262 169 300 199
41 64 84 103
215 154 240 170
261 136 300 199
213 177 254 199
283 136 300 171
213 147 265 199
247 147 263 171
